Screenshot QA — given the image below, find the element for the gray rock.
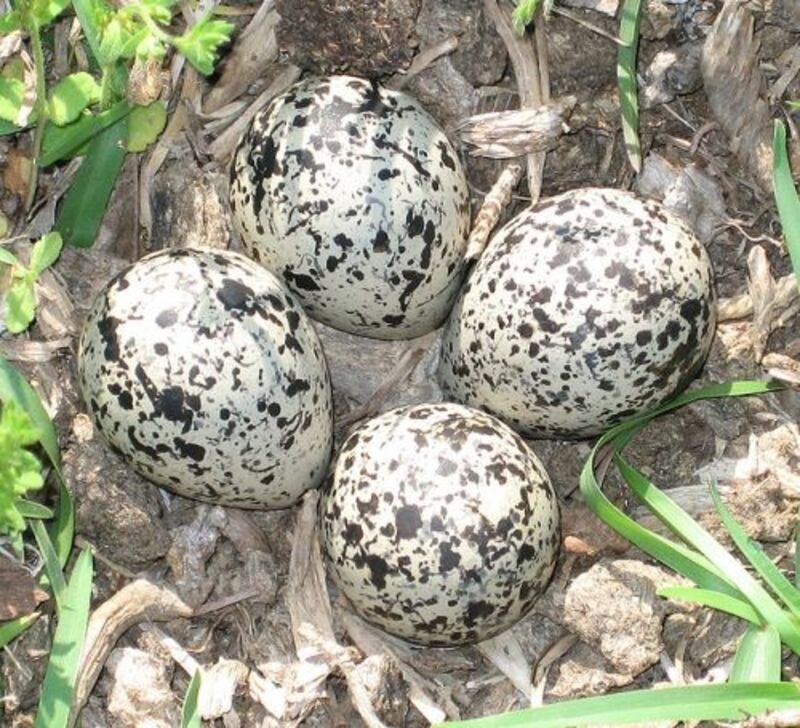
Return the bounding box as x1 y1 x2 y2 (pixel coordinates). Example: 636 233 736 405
102 648 180 728
415 0 507 86
562 559 685 675
641 42 703 108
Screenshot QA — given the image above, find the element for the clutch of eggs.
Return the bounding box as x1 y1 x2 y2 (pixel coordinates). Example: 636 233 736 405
78 248 334 509
320 402 560 647
439 188 717 438
230 74 471 340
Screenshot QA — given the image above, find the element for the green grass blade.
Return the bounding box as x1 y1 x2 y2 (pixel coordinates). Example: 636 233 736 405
710 481 800 621
40 100 130 166
181 670 202 728
730 624 782 683
0 613 39 649
658 586 761 624
0 357 60 468
0 357 74 567
772 120 800 288
615 454 800 655
30 519 67 614
70 0 107 65
438 682 800 727
33 548 94 728
16 499 55 520
617 0 643 172
580 449 743 599
55 114 128 248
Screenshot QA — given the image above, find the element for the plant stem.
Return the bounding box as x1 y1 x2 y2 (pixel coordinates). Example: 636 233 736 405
18 0 48 211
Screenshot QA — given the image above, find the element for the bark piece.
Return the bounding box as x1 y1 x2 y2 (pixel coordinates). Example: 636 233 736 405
702 0 773 191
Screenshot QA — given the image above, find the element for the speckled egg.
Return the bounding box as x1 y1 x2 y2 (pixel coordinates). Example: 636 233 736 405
320 402 560 646
78 248 334 509
438 188 717 439
229 75 471 340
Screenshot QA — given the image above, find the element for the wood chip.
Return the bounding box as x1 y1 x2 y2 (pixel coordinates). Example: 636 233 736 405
458 98 575 159
203 0 280 114
701 0 773 191
476 631 534 702
69 580 194 727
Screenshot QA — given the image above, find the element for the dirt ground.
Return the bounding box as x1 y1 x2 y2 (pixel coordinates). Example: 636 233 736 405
2 0 800 725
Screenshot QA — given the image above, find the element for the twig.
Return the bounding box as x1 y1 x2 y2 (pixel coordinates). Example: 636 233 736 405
386 36 460 91
484 0 550 204
465 163 523 261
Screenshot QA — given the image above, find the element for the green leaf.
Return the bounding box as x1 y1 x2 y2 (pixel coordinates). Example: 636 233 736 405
70 0 110 65
55 114 128 248
439 682 800 727
0 10 22 32
30 519 67 614
730 624 782 683
173 14 233 75
135 33 166 62
511 0 541 34
4 278 37 334
47 72 102 126
710 481 800 621
33 549 93 728
0 118 25 136
16 499 54 519
0 247 20 266
657 586 761 624
0 613 40 649
41 100 130 166
0 357 73 566
98 16 131 65
181 670 202 728
617 0 643 173
29 232 63 277
0 400 44 535
0 78 26 125
31 0 72 25
772 120 800 289
126 101 166 152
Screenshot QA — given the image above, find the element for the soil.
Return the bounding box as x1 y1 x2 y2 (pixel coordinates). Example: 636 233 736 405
2 0 800 726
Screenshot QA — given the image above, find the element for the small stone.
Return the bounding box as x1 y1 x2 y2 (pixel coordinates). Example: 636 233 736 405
562 558 685 675
641 42 703 108
102 648 180 728
561 0 619 16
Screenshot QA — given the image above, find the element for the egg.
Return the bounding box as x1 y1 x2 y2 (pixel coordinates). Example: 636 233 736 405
229 75 471 340
320 402 560 646
438 187 717 439
78 248 334 509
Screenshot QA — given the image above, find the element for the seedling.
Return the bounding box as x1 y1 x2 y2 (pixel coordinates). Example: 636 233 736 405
0 232 63 333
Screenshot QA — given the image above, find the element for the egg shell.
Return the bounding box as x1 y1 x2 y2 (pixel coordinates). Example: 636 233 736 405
78 248 334 509
320 402 560 647
438 187 717 439
229 75 471 340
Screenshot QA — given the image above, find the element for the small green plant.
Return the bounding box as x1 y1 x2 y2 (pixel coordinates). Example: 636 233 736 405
0 357 91 728
181 670 202 728
0 0 233 245
772 120 800 287
0 399 47 550
0 232 63 333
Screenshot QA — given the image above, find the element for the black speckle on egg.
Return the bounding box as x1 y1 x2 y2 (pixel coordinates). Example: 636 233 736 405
320 403 560 647
77 248 334 509
438 188 716 438
229 75 471 340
